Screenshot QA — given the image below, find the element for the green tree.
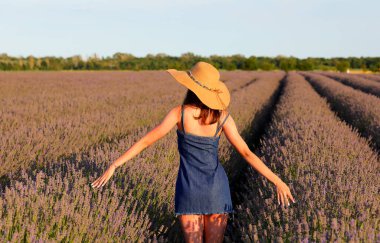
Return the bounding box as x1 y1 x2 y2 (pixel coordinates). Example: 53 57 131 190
245 56 258 70
336 60 350 72
27 56 35 70
257 58 276 70
297 59 314 70
40 58 50 70
278 56 297 72
369 63 380 73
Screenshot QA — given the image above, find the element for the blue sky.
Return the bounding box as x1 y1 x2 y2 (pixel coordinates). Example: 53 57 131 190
0 0 379 58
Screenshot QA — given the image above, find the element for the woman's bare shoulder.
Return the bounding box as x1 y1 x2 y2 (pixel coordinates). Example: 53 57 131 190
172 104 183 121
221 109 231 120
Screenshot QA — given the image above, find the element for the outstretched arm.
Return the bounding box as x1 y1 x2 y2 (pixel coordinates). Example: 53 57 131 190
91 105 180 188
222 114 296 207
110 105 180 169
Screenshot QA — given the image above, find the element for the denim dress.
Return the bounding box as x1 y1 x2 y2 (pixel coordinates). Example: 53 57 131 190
174 105 235 216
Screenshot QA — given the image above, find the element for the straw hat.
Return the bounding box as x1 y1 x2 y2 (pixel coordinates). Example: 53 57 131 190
166 61 230 110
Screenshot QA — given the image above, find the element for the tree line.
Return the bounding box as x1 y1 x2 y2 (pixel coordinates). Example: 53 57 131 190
0 52 379 72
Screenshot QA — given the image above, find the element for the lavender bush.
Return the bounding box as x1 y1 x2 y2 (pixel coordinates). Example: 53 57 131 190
353 73 380 83
227 72 379 242
300 71 380 151
317 71 380 97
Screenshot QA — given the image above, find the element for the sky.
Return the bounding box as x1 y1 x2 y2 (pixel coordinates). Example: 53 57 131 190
0 0 379 59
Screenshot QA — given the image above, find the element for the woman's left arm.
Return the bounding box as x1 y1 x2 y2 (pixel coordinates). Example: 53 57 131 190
91 105 180 188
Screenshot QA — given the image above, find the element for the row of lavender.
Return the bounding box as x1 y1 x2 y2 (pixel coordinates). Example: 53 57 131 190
0 71 285 242
317 71 380 98
357 73 380 82
226 72 379 242
300 72 380 151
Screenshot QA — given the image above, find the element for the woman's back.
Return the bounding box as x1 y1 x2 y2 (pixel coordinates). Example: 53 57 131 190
177 104 229 138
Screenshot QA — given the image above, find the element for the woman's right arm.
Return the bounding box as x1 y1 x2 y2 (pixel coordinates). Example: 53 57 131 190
222 114 296 206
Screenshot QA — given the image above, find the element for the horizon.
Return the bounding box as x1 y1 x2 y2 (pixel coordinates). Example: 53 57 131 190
1 52 379 60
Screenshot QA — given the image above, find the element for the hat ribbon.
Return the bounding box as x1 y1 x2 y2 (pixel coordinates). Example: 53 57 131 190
187 70 227 109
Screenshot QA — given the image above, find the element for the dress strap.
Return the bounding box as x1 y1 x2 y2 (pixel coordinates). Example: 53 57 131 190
181 105 186 134
214 112 230 137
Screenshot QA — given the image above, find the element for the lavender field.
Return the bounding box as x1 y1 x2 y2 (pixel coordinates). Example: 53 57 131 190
0 70 379 242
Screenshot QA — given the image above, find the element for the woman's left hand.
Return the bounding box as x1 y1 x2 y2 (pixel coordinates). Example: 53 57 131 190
91 164 116 188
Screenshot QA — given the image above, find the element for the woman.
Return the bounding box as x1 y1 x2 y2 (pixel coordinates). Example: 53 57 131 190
91 61 296 242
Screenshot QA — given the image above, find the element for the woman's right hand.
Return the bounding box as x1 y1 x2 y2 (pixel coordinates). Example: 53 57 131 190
275 180 296 207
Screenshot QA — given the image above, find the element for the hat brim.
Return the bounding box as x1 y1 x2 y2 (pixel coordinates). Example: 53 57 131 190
166 69 230 110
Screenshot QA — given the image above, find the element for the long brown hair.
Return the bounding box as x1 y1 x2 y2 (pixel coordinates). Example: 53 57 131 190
182 89 222 125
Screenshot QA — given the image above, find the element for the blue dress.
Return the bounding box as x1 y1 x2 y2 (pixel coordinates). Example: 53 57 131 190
174 105 235 216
